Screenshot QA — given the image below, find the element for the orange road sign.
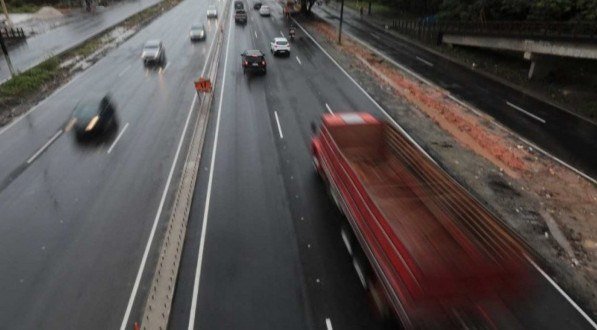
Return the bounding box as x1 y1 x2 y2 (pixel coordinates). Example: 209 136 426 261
194 78 212 93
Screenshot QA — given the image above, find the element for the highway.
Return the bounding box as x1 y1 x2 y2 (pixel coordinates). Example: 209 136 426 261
0 0 221 327
313 5 597 181
170 2 595 330
0 0 595 329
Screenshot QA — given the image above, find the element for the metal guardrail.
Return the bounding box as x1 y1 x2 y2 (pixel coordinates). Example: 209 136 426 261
389 19 597 44
0 27 27 44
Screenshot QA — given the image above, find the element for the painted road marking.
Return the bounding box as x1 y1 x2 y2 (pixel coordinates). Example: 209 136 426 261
26 130 62 164
107 122 129 154
274 111 284 139
526 255 597 328
415 56 434 67
325 103 333 114
506 101 546 124
254 30 258 38
295 17 597 327
120 22 223 330
188 11 233 330
296 56 302 65
118 64 132 77
280 31 285 38
325 318 333 330
371 33 381 40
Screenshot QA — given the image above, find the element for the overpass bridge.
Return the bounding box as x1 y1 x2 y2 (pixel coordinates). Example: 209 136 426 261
390 20 597 78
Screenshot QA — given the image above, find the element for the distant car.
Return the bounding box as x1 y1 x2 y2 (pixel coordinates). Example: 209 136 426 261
189 24 206 41
141 40 165 66
241 49 266 74
71 95 117 140
259 5 270 16
270 37 290 56
253 1 262 9
207 5 218 18
235 9 247 24
234 0 244 10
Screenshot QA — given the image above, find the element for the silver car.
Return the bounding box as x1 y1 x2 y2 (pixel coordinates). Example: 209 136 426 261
141 40 165 66
190 24 206 41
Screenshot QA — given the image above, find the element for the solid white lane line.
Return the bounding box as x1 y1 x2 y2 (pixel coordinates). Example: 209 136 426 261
26 129 62 164
188 12 233 330
325 103 333 114
506 101 546 124
280 31 285 37
525 256 597 329
296 56 302 65
118 64 132 77
274 111 284 139
119 94 198 330
107 122 129 154
297 17 597 325
415 56 434 67
325 318 333 330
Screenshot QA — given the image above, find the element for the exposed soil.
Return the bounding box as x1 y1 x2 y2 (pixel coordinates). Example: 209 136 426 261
299 15 597 317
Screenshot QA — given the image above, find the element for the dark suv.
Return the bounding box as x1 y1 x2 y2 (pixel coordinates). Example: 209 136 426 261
235 9 247 24
241 50 266 74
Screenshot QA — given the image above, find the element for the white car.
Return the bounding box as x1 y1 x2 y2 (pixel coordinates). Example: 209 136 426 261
207 5 218 18
270 37 290 56
259 5 270 16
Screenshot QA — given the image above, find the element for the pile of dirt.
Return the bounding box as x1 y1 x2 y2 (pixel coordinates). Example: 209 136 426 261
302 17 597 317
34 6 64 20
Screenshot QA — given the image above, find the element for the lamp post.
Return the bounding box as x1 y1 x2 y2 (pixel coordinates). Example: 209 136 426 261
0 0 11 27
337 0 344 44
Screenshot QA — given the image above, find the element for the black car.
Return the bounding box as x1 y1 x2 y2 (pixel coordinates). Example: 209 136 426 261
253 1 262 9
235 9 247 24
71 95 117 140
234 0 244 10
241 50 267 74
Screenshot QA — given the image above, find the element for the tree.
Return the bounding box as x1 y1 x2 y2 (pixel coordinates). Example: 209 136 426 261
528 0 574 20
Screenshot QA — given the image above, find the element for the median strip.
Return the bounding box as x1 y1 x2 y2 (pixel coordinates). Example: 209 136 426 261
138 3 230 330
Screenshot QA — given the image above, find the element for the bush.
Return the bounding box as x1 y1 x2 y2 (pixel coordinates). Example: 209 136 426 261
0 58 60 100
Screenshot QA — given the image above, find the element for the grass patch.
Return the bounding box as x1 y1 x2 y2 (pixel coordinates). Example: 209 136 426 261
0 58 60 100
7 3 40 13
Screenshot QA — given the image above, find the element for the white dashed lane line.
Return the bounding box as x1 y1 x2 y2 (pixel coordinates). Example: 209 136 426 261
274 111 284 139
506 101 546 124
107 122 129 154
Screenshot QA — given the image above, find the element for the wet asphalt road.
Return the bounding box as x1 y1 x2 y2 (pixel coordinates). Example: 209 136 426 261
0 0 595 329
0 0 161 83
313 5 597 181
169 2 595 330
0 0 222 327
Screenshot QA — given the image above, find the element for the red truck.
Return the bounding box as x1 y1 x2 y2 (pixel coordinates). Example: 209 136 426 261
311 113 530 328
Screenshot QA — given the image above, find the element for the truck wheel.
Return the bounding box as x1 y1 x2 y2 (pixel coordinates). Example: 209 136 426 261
312 155 321 174
368 279 391 319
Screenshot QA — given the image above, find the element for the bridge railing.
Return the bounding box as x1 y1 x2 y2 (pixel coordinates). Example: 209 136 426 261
389 19 597 44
